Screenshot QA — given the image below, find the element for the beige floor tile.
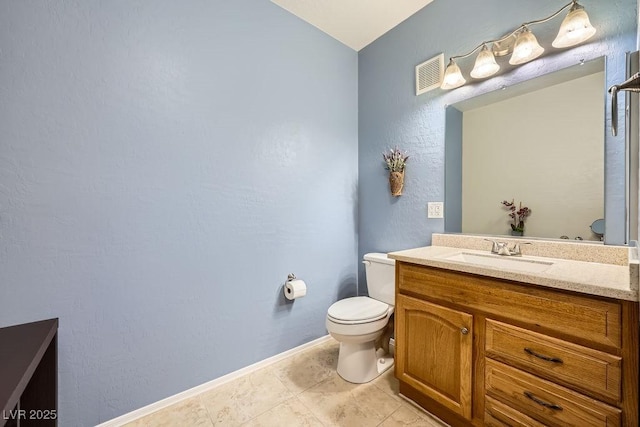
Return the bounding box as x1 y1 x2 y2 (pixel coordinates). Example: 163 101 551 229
352 382 402 420
400 399 449 427
301 370 357 394
298 372 402 427
120 339 450 427
270 339 340 394
123 397 213 427
240 398 324 427
372 368 399 398
379 405 433 427
200 369 293 426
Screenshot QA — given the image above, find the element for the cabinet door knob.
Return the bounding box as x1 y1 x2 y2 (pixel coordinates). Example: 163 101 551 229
461 327 469 335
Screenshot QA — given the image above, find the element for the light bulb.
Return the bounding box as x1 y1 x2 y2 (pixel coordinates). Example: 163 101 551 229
510 27 545 65
441 59 466 90
470 45 500 79
552 2 596 48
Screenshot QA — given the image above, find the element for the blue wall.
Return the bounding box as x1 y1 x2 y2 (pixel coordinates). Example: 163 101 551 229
358 0 637 284
0 1 357 425
1 0 637 424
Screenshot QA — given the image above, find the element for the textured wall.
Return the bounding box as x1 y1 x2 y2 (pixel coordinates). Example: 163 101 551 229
0 1 357 425
358 0 637 285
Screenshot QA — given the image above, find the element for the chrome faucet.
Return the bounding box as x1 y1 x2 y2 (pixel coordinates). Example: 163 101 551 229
485 239 531 256
510 242 532 256
484 239 500 254
485 239 510 255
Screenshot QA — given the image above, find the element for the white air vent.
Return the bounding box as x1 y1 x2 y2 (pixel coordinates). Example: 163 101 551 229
415 53 444 95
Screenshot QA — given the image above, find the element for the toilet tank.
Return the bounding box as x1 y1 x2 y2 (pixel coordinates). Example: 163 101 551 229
363 253 395 306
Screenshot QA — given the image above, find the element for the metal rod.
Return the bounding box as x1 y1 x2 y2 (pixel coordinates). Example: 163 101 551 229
609 72 640 136
449 0 575 62
522 0 575 27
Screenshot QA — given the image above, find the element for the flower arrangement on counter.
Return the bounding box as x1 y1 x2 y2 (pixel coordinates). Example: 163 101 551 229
383 147 410 197
501 199 531 233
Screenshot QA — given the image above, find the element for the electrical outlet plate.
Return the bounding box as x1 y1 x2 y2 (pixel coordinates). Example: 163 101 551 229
427 202 444 219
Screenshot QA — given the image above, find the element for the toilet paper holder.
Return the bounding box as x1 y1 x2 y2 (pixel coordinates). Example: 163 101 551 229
284 273 307 300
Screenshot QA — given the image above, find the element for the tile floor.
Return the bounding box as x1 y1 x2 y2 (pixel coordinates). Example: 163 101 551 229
123 338 447 426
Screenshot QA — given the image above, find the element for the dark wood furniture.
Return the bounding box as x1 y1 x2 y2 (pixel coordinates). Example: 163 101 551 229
0 319 58 427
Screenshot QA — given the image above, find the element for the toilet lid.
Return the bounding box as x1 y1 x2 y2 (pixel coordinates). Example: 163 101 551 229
327 297 389 323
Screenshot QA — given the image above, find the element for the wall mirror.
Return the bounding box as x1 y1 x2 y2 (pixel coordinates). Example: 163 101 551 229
444 57 606 242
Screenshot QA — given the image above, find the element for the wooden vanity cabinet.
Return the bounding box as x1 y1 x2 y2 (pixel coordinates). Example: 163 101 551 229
394 261 639 427
396 295 474 419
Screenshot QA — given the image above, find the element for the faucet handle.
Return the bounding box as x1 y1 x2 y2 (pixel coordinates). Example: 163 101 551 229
484 239 500 254
511 242 532 255
497 244 512 256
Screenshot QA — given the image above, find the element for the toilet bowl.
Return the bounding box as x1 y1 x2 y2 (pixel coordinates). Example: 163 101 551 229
326 253 395 383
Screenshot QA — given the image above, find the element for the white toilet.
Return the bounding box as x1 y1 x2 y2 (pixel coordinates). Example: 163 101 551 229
326 252 395 383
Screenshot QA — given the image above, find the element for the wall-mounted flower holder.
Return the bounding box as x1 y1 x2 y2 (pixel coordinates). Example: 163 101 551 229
383 148 409 197
389 171 405 196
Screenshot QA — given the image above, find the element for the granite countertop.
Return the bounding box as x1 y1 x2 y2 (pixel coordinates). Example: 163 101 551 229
387 234 639 302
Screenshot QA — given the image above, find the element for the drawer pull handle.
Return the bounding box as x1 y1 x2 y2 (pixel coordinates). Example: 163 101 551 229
461 327 469 335
523 391 563 411
524 347 563 364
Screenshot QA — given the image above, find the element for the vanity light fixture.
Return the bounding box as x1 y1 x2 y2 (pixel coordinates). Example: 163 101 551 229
552 2 597 48
509 27 545 65
440 0 596 90
470 45 500 79
441 58 467 90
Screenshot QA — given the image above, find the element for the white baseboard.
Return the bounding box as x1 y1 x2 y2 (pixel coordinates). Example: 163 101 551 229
96 335 333 427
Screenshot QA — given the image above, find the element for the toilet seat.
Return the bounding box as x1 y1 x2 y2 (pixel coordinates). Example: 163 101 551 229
327 296 390 325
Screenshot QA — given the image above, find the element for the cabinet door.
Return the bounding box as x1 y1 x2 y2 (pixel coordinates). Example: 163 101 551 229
396 294 473 419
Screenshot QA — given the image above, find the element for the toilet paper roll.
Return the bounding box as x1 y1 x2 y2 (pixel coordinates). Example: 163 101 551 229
284 279 307 300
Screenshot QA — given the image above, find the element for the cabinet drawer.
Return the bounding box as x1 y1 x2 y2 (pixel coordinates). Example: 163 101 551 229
485 396 546 427
398 263 622 349
485 320 621 403
485 359 621 427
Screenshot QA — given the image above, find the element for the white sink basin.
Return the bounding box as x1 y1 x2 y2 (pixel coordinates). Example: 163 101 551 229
442 252 554 273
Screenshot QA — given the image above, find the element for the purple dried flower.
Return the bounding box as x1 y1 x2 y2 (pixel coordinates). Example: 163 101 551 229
382 147 409 172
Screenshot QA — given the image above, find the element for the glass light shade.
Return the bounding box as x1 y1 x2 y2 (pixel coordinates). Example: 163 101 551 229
470 45 500 79
552 3 596 48
509 27 545 65
441 59 466 90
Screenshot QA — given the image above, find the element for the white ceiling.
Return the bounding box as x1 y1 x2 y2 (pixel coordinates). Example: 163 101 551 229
270 0 434 51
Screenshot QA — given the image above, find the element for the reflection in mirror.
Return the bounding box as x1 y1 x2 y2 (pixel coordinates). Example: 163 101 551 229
445 57 605 242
